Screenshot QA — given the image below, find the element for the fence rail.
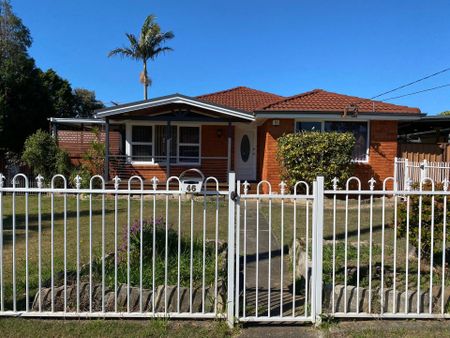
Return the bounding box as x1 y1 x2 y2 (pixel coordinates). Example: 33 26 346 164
0 171 449 325
395 157 450 190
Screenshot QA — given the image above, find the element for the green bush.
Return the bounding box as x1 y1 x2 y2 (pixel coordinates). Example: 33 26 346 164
277 131 355 189
21 129 73 179
81 127 105 176
397 183 450 262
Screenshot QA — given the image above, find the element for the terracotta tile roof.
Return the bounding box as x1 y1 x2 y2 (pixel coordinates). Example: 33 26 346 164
261 89 421 114
197 86 285 112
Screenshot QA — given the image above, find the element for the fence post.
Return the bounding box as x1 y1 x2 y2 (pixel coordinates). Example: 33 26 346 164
227 172 236 327
312 176 324 324
420 159 428 182
404 158 409 191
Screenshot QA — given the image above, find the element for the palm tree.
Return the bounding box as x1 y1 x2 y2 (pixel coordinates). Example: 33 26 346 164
108 15 174 100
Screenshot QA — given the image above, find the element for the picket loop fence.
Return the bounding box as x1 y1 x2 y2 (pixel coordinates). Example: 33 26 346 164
0 171 449 326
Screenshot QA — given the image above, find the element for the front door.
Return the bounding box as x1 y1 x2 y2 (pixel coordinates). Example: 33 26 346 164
234 125 257 181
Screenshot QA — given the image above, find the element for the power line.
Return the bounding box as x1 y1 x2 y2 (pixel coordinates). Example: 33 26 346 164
346 67 450 109
370 67 450 100
381 83 450 102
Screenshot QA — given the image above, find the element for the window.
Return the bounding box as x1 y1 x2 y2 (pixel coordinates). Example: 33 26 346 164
295 120 369 162
178 127 200 163
295 121 321 132
128 124 200 164
324 121 368 162
154 125 177 163
131 126 152 161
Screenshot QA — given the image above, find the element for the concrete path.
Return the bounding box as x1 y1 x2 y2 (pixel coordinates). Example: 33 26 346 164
237 201 306 318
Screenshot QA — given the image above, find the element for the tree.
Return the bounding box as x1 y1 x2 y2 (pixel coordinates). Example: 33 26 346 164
0 0 32 57
72 88 104 117
0 0 48 152
108 15 174 100
0 1 103 153
440 110 450 116
21 129 72 179
40 69 75 118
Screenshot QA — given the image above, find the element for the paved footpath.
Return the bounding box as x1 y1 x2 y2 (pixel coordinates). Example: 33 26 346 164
238 201 304 317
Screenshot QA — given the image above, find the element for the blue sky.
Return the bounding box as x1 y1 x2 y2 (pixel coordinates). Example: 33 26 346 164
13 0 450 115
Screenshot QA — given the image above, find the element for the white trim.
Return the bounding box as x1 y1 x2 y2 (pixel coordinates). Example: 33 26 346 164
125 122 201 166
48 117 105 124
95 95 255 121
256 113 423 120
294 118 370 163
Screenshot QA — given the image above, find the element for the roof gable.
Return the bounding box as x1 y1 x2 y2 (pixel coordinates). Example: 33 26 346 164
94 94 255 121
260 89 421 114
197 86 285 112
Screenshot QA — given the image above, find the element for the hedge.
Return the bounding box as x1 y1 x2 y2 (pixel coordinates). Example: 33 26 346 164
277 131 355 190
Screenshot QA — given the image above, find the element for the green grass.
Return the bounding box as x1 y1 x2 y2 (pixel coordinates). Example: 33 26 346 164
0 194 229 310
0 318 233 338
94 222 224 289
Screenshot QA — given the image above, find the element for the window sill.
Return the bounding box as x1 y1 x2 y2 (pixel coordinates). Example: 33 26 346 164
351 158 369 164
128 161 201 167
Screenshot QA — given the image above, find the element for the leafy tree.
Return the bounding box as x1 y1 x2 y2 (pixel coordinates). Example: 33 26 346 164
40 69 75 118
440 110 450 116
21 129 72 179
0 0 103 153
108 14 174 99
72 88 104 117
0 0 31 57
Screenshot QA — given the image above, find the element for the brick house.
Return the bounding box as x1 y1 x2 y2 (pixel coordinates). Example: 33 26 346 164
50 87 423 190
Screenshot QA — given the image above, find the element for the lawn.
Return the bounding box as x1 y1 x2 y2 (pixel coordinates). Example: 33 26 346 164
0 318 233 338
0 193 229 311
259 195 450 309
1 192 448 314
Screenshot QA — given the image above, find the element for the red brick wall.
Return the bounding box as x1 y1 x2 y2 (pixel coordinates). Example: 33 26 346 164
354 120 398 189
259 119 295 193
58 130 121 166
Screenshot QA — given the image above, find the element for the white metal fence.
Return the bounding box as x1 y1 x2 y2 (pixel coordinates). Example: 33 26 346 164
0 171 449 325
395 157 450 190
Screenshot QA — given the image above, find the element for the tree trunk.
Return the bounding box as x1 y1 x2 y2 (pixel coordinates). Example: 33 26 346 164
143 60 148 100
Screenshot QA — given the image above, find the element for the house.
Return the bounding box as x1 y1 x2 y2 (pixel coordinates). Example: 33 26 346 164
50 87 423 191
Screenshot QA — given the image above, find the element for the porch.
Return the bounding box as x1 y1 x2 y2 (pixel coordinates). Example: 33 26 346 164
50 94 257 184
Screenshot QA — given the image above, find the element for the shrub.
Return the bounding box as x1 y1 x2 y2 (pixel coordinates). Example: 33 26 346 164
81 127 105 176
397 182 450 262
21 129 72 179
277 131 355 190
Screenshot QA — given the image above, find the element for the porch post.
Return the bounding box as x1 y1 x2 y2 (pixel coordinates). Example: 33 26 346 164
51 122 58 145
227 121 232 181
166 120 171 179
104 118 110 181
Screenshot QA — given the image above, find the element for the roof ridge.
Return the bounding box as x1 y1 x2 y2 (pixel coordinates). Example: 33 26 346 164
261 89 322 110
317 89 420 110
196 86 246 98
197 86 283 99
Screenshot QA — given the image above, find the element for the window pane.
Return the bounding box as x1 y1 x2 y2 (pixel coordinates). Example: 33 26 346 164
296 121 321 132
179 145 199 163
132 126 152 143
154 125 177 163
132 144 152 161
179 127 199 144
324 121 368 160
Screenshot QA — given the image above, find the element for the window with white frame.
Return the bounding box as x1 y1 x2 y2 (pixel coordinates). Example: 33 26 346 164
178 126 200 163
130 126 153 161
128 124 200 164
295 120 369 162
